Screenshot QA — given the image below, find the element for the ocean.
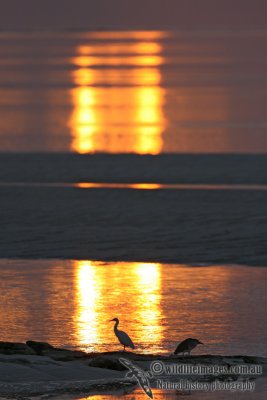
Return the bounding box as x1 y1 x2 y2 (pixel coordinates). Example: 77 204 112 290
0 29 267 153
0 29 267 399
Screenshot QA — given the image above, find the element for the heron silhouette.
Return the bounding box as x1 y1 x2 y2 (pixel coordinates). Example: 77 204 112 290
174 338 203 356
110 318 135 351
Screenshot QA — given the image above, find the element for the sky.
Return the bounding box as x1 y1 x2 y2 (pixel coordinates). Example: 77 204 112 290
0 0 267 30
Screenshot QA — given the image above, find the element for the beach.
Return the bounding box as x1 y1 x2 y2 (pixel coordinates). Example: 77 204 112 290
0 344 266 399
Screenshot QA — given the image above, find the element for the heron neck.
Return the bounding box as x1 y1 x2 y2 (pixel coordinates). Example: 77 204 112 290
113 320 119 333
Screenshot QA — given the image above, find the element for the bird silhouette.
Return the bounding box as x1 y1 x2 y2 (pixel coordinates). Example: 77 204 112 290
174 338 203 356
110 317 135 351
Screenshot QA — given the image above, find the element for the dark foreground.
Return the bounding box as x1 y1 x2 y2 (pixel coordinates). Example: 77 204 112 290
0 341 266 398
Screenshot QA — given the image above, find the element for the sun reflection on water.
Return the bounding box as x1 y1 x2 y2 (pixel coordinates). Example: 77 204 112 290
69 38 166 154
133 263 162 347
75 182 163 190
1 260 266 356
74 261 100 345
73 261 163 352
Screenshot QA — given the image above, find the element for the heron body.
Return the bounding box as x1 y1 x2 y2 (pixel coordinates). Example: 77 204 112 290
174 338 203 356
110 318 135 351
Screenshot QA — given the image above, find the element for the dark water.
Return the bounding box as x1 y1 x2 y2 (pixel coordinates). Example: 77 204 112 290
0 155 266 265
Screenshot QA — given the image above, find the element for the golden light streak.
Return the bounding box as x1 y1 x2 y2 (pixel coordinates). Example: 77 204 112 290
72 68 161 86
78 42 162 55
74 261 100 346
72 55 163 67
73 261 163 351
75 182 162 190
69 39 166 154
133 263 163 348
82 31 169 40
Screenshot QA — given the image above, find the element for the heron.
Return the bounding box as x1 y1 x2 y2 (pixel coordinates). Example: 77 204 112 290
110 317 135 351
174 338 203 356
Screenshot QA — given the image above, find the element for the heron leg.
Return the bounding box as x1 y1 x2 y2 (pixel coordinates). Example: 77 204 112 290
123 345 125 351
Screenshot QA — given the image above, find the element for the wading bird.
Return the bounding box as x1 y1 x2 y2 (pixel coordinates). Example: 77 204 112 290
110 318 135 351
174 338 203 356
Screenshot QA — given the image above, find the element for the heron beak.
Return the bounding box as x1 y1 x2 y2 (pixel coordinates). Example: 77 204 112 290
199 341 204 345
109 318 115 322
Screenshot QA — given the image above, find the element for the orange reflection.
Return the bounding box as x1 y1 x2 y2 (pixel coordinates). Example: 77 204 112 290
73 182 163 190
73 261 163 351
78 42 162 55
133 263 162 348
82 31 169 40
75 183 162 190
69 40 166 154
73 68 161 86
74 261 100 345
73 55 163 67
130 183 162 190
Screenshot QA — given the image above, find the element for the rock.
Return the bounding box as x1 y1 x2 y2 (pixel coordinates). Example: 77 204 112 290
26 340 55 355
87 356 126 371
1 342 267 370
0 342 36 355
83 352 267 374
41 348 87 361
26 341 86 361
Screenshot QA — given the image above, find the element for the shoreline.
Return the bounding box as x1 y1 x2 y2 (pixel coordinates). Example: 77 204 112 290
0 341 266 398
